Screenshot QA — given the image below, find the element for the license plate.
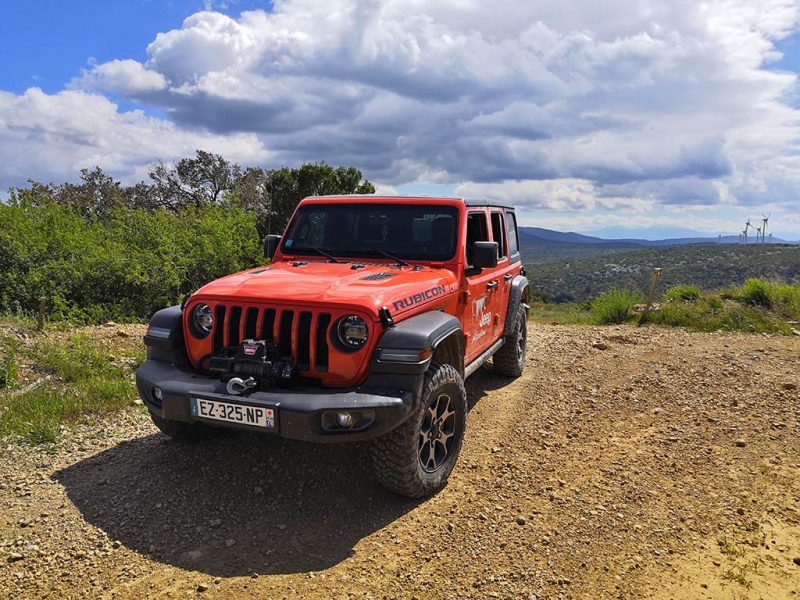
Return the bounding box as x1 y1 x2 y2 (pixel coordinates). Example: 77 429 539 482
190 397 275 429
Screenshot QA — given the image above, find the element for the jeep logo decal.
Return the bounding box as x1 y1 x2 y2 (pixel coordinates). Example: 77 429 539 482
392 285 447 311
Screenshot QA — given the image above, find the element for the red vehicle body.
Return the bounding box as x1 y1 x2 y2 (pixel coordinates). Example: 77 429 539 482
136 196 529 497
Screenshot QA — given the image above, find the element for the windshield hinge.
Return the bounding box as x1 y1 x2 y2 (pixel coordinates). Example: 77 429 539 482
379 306 395 328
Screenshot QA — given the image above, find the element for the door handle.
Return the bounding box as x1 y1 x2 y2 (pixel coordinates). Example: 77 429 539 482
487 281 498 290
504 274 513 281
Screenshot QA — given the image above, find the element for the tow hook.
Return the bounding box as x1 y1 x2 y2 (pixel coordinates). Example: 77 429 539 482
226 377 258 395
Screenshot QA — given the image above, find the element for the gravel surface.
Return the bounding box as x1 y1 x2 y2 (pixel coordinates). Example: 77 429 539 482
1 324 798 599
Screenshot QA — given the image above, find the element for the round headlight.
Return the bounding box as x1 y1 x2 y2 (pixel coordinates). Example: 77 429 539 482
192 303 214 336
337 315 368 349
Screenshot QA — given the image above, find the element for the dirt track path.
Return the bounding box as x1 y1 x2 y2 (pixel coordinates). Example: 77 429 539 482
1 324 799 599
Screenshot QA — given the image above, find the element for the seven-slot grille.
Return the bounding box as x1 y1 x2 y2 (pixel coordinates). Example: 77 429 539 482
211 304 332 372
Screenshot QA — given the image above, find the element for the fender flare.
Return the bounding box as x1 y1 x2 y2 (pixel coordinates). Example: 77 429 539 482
371 311 463 375
144 305 189 366
503 275 530 337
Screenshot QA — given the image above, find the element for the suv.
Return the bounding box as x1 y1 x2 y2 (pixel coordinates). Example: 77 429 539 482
136 196 529 497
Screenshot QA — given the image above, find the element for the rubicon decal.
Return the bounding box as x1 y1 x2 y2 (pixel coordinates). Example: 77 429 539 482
392 285 447 311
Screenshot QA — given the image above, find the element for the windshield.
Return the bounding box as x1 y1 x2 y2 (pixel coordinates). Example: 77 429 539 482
281 203 459 262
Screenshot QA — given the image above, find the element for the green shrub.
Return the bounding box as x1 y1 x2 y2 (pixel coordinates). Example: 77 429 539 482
645 297 792 334
590 289 641 324
767 283 800 320
663 284 701 302
0 200 262 323
738 278 772 308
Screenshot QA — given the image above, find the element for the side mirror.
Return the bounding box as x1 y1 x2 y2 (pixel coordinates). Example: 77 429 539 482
472 241 498 269
264 234 281 260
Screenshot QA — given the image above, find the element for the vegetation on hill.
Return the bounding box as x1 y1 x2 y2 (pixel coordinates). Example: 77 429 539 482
0 153 374 323
520 238 646 263
530 279 800 335
525 244 800 303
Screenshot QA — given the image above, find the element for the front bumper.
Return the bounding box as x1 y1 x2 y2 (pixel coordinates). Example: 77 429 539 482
135 359 418 443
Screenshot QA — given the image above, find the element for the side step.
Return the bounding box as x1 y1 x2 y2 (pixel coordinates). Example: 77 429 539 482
464 338 504 379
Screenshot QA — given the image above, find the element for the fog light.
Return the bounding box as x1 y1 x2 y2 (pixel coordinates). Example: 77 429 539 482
336 412 354 428
152 387 163 402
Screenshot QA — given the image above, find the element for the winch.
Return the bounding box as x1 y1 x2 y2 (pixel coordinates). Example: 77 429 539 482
208 339 297 394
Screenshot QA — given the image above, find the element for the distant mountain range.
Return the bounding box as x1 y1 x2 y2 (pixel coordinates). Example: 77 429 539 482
518 227 798 265
519 227 796 247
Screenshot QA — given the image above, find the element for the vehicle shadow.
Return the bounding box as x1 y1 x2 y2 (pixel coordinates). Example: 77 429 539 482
464 362 513 410
55 369 505 577
55 432 419 577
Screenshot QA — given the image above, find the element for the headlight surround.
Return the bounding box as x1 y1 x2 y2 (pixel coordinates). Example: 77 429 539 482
191 303 214 337
336 315 368 350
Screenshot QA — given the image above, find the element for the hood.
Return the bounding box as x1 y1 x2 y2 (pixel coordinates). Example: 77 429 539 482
193 261 458 317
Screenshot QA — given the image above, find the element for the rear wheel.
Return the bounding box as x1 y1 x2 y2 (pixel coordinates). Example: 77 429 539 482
371 362 467 498
493 303 527 377
149 411 219 442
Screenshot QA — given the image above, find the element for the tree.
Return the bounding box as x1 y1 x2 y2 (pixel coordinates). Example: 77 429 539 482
9 168 128 221
258 163 375 235
148 150 241 209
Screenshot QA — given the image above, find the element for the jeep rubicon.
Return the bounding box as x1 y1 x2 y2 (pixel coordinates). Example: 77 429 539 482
136 196 529 497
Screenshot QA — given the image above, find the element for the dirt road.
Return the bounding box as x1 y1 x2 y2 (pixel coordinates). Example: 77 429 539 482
1 324 799 599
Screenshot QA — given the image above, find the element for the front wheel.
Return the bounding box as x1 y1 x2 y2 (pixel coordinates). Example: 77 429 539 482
371 362 467 498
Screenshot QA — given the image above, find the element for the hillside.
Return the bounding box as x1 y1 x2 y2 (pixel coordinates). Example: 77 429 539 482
525 243 800 302
520 233 648 263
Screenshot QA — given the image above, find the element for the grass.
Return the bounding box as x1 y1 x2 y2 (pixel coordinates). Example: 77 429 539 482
528 302 592 325
0 326 145 446
721 563 755 589
0 336 20 390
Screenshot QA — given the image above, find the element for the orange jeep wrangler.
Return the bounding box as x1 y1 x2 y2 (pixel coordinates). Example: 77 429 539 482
136 196 529 497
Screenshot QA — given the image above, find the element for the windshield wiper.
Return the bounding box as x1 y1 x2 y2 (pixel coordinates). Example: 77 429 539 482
362 248 410 267
295 246 344 263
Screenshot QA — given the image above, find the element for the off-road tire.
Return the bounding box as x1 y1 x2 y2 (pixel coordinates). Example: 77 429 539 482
493 303 527 377
371 362 467 498
149 411 219 442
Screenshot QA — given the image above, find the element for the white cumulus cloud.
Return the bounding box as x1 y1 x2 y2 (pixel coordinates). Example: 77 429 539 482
0 0 799 234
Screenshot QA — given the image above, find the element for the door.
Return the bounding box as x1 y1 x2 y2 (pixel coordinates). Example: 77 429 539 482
463 210 504 363
489 210 516 340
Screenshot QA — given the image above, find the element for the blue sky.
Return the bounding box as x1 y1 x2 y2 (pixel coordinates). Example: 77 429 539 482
1 0 799 239
0 1 270 95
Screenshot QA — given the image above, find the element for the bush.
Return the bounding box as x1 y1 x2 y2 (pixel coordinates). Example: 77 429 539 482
0 200 263 323
663 284 701 302
590 289 641 324
738 278 772 308
644 296 792 334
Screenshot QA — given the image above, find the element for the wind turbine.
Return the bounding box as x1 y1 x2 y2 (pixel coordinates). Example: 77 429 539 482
762 213 770 243
756 225 762 243
743 218 753 245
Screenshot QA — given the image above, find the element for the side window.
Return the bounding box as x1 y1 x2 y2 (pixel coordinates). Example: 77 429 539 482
490 212 507 260
506 211 519 256
465 212 489 267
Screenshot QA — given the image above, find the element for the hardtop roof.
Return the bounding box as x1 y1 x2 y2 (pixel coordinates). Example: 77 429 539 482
304 195 516 210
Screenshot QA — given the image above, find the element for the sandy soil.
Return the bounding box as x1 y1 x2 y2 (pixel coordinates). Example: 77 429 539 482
1 324 798 599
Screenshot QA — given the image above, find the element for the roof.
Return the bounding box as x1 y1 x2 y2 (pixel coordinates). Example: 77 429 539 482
305 195 516 210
